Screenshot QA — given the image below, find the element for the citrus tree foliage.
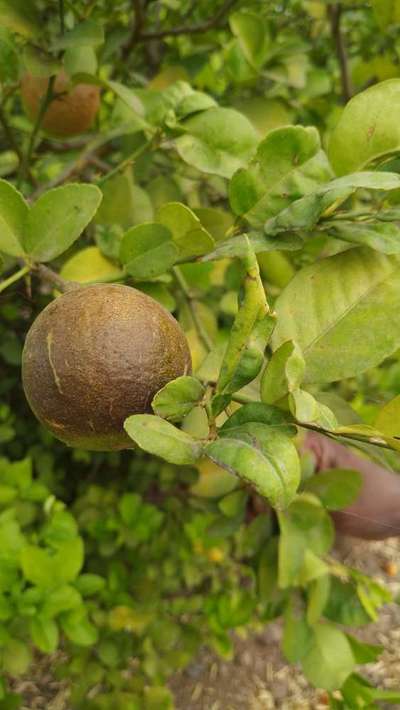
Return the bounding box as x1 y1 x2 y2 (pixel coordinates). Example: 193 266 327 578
1 0 400 708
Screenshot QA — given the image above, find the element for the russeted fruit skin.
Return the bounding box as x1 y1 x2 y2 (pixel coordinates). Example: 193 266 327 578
22 284 192 451
21 71 100 137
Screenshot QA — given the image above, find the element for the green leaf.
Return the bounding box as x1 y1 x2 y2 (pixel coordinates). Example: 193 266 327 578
375 394 400 436
301 623 355 691
120 223 177 280
272 247 400 384
206 424 300 509
152 376 205 423
30 615 59 653
261 340 305 404
282 596 313 663
304 468 363 510
328 79 400 175
217 240 269 395
289 390 338 430
41 584 82 617
0 0 39 38
176 107 258 178
307 574 331 624
192 207 234 241
64 46 98 76
22 45 60 78
124 415 203 465
20 539 84 588
157 202 214 259
345 635 382 664
220 402 295 436
74 574 105 597
226 315 275 395
229 11 270 70
60 607 98 646
96 172 154 230
175 91 217 119
201 230 303 262
327 220 400 255
229 126 332 227
53 19 104 50
325 578 370 626
0 457 32 490
278 495 334 588
0 179 28 257
0 28 20 83
24 184 102 262
1 638 32 675
372 0 400 27
60 246 123 284
218 489 248 518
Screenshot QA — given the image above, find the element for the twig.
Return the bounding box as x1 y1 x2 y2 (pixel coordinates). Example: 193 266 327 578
96 135 156 185
0 266 30 295
129 0 237 44
0 105 38 186
31 126 131 198
231 393 395 452
19 76 56 185
328 3 353 103
173 266 213 351
122 0 146 59
32 264 78 293
59 0 65 35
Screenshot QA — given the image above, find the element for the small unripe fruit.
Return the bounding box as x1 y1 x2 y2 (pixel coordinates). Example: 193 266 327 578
22 284 192 451
21 71 100 137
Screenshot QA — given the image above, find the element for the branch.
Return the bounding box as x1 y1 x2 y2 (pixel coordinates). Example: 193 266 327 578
0 266 30 295
174 266 213 352
328 3 353 103
122 0 146 59
0 105 38 186
134 0 236 43
32 264 78 293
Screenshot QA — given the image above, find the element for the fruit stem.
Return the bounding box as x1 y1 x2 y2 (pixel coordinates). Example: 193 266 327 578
0 265 31 295
173 266 213 352
32 264 78 293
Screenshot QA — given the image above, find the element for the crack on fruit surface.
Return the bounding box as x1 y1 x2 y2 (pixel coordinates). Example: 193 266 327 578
46 332 64 395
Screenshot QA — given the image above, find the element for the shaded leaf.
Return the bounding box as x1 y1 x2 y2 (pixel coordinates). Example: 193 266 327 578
261 340 305 404
157 202 214 259
152 376 205 423
303 468 363 511
0 179 28 257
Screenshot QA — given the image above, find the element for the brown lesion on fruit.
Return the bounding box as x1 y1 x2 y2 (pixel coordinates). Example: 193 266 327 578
46 332 64 395
367 125 375 141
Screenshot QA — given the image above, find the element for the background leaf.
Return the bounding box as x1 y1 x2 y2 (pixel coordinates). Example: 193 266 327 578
176 107 258 178
0 180 28 257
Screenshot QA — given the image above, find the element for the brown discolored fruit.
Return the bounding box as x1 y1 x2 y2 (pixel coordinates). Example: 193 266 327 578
21 71 100 137
22 284 192 451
